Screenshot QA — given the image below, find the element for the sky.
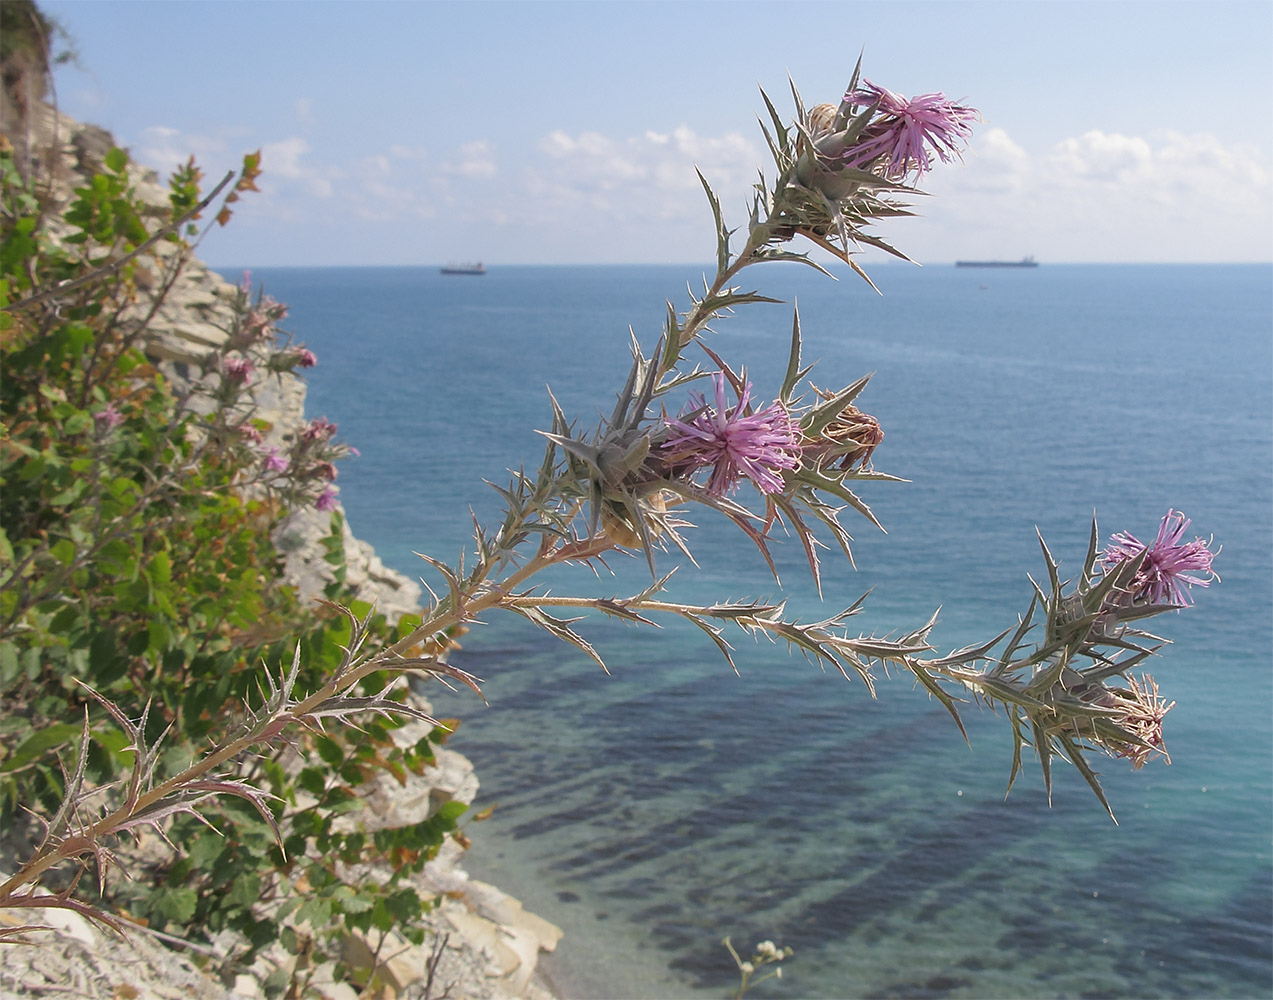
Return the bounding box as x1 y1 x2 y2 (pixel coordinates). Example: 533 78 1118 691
39 0 1273 267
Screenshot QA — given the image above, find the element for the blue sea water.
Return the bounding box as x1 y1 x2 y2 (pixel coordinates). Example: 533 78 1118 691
234 262 1272 1000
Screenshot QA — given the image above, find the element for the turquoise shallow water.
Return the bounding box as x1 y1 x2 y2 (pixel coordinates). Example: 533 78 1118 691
235 262 1272 999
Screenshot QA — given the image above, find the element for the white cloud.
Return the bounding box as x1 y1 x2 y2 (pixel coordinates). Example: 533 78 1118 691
1049 130 1154 185
530 124 761 222
135 125 227 177
443 140 497 179
130 112 1269 264
261 137 337 198
929 126 1272 260
956 127 1030 193
389 144 429 162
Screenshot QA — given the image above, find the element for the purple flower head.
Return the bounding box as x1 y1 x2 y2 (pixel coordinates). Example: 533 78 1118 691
661 372 802 496
94 402 124 432
315 486 339 512
1102 509 1219 607
292 348 318 368
262 448 289 473
845 80 977 179
224 356 254 385
302 417 338 443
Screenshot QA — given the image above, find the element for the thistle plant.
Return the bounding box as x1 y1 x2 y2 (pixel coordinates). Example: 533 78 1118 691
0 56 1220 971
355 65 1217 825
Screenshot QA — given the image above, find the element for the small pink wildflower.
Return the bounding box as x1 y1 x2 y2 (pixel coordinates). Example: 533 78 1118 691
243 310 271 339
237 423 264 444
292 348 318 368
662 372 802 496
263 448 289 473
845 80 977 179
1102 509 1219 607
315 487 339 512
94 402 124 432
224 356 254 385
302 417 338 442
262 295 288 321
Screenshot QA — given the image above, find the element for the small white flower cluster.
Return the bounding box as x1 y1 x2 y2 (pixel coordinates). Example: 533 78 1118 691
725 936 795 997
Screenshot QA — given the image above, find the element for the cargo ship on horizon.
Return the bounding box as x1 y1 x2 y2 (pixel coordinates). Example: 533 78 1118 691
955 256 1038 268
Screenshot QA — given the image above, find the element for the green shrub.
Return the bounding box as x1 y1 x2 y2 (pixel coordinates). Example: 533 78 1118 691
0 142 465 982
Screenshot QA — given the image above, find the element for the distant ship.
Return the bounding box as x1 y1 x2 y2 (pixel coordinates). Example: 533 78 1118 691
955 256 1038 268
440 262 486 275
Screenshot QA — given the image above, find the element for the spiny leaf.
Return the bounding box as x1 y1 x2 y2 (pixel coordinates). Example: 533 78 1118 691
1032 718 1054 805
780 302 814 402
509 604 610 674
1005 710 1027 797
910 663 968 744
697 169 731 276
684 612 740 674
758 86 790 158
1057 734 1117 823
1081 514 1102 582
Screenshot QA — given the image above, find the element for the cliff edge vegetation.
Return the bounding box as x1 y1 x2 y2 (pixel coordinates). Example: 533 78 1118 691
0 9 560 996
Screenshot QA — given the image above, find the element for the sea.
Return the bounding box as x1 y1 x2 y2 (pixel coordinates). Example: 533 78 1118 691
229 261 1273 1000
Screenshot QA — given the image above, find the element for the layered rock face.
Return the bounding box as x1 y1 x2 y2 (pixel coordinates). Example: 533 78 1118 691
0 100 561 1000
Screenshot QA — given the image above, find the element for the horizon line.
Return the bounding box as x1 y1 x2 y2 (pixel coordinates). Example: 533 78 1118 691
207 259 1273 270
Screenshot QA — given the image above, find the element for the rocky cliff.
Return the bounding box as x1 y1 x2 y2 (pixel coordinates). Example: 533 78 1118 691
0 96 561 1000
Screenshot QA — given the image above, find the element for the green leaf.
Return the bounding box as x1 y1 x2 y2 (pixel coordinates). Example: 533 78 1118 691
187 830 227 868
62 411 92 436
104 147 129 173
156 886 199 925
227 873 262 908
434 800 468 823
315 735 344 768
337 890 375 915
1 723 82 772
147 550 172 588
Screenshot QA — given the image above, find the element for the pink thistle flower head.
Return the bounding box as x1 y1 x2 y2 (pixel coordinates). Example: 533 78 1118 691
845 80 977 179
293 348 318 368
661 372 802 496
262 448 289 473
1102 509 1219 607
